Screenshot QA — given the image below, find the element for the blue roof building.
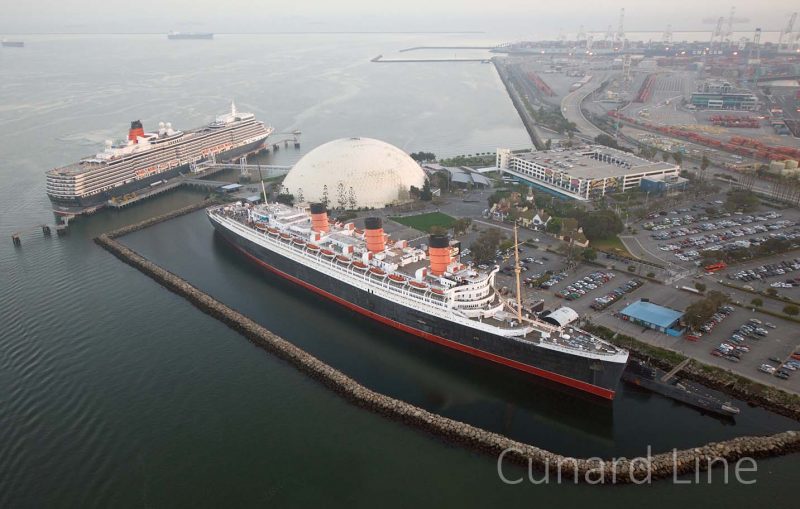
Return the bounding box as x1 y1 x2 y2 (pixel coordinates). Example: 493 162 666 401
619 300 684 336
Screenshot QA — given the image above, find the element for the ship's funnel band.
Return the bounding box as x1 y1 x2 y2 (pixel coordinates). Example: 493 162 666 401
428 234 451 275
310 203 329 233
128 120 145 144
365 217 384 253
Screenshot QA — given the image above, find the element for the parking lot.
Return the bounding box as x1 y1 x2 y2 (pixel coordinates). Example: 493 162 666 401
587 281 800 395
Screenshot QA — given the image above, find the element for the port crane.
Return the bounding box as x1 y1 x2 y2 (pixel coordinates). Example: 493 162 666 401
778 12 797 51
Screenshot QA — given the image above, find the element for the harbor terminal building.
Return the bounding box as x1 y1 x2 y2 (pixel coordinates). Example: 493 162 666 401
496 146 681 201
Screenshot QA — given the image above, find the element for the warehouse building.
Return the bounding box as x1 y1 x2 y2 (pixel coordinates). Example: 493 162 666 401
618 300 684 336
639 174 689 195
496 146 680 201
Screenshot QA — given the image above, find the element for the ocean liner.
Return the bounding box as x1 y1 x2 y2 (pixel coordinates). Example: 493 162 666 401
46 103 272 215
208 201 629 399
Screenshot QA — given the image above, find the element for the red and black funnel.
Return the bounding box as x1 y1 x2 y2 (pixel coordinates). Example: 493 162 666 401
128 120 144 143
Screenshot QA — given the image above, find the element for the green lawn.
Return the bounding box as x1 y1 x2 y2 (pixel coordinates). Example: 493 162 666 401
590 235 633 257
389 212 456 233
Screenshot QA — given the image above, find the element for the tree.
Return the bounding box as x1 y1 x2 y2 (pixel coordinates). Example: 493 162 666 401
766 288 778 297
784 305 799 316
724 189 759 212
578 209 623 241
546 217 562 234
581 248 597 262
751 298 763 307
452 217 472 236
347 187 357 210
672 151 683 166
661 151 670 162
684 291 730 329
594 133 622 150
276 192 294 206
545 139 552 150
420 178 433 201
336 182 347 210
694 282 707 292
321 185 329 208
470 228 504 263
700 154 710 177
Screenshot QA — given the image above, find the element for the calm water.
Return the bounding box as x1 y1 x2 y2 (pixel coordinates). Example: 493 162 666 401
1 34 798 507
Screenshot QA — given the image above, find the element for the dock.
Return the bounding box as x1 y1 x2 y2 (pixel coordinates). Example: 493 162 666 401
660 358 692 382
106 163 291 209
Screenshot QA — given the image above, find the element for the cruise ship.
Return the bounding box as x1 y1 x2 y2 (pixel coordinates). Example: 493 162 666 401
208 201 629 399
46 103 272 215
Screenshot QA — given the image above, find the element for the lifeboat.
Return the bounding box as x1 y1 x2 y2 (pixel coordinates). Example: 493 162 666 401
307 243 320 252
409 280 428 290
388 273 407 284
321 249 335 258
369 267 386 277
431 288 446 296
354 228 364 235
292 239 306 247
267 228 280 236
336 255 351 264
254 221 269 230
352 261 368 270
279 233 291 241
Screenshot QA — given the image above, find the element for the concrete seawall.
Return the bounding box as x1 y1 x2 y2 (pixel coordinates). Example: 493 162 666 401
95 204 800 483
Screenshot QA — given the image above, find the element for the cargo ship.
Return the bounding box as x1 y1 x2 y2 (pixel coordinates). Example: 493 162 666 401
46 103 272 215
623 360 740 417
207 202 629 399
2 40 25 48
167 32 214 40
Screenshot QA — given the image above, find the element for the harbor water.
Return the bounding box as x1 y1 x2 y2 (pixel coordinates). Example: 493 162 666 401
1 34 798 507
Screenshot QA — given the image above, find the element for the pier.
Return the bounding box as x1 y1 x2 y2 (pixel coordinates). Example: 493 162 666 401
10 224 59 246
105 163 291 209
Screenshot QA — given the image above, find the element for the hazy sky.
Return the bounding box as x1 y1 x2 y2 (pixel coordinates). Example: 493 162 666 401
2 1 798 36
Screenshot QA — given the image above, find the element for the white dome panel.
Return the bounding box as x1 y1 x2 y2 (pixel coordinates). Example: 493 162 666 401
281 137 426 209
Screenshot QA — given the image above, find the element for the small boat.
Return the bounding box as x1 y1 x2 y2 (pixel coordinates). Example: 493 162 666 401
254 222 269 230
320 249 336 257
388 273 407 283
267 228 280 235
306 243 320 252
409 280 428 290
292 239 306 246
279 232 291 240
431 288 446 295
336 255 351 264
352 261 368 270
369 267 386 277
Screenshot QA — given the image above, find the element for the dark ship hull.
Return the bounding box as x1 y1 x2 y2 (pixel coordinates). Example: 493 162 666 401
209 212 627 399
623 361 740 417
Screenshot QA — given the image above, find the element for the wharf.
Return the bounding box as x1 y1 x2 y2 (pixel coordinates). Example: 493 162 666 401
106 163 290 209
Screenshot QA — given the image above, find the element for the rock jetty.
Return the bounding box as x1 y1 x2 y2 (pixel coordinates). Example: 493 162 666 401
94 203 800 484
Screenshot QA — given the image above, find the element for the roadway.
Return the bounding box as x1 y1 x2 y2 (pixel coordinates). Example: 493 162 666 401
560 75 608 141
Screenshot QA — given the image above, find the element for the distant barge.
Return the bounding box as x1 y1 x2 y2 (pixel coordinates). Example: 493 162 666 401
167 32 213 40
623 360 740 418
2 40 24 48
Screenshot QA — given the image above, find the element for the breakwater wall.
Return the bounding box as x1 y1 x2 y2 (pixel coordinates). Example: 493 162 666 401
94 206 800 483
492 60 545 150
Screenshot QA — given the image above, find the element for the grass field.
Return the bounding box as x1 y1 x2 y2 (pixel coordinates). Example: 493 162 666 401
389 212 456 232
591 235 633 257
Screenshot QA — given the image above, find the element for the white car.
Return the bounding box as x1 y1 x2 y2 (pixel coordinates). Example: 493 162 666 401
759 364 777 374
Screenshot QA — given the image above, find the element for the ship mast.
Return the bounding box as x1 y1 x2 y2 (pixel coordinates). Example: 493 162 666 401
513 221 522 322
